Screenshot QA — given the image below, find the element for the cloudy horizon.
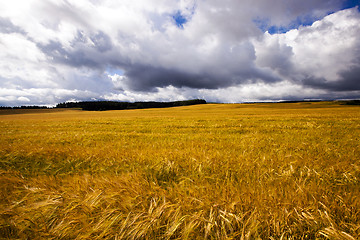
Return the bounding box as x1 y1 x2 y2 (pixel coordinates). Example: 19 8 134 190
1 0 360 106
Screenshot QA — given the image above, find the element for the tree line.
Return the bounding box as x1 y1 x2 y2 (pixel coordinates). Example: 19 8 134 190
55 99 207 111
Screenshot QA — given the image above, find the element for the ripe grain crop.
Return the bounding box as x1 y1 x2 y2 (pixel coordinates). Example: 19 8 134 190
0 102 359 239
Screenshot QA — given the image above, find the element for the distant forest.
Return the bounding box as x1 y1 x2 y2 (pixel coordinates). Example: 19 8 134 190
55 99 207 111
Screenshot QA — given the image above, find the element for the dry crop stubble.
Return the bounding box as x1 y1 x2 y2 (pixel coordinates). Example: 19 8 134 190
0 102 359 239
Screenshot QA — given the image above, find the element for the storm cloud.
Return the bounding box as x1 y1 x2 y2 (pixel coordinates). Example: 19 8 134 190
0 0 359 106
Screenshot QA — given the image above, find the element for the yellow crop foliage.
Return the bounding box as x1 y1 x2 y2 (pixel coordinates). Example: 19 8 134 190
0 102 359 239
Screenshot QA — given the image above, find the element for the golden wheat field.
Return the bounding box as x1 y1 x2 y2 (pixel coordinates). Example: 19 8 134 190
0 102 359 239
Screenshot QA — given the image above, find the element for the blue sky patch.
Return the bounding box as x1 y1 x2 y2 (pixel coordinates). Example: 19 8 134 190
255 1 359 34
172 11 187 28
268 15 319 34
106 67 123 76
341 0 360 10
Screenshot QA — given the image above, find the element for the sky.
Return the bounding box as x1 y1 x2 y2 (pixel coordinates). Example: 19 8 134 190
0 0 360 106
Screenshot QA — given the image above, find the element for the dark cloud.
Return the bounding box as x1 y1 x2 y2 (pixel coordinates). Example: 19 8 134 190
0 17 25 34
338 66 360 91
37 30 114 68
121 63 280 91
90 31 113 52
37 40 98 68
254 35 294 77
303 66 360 91
124 65 215 91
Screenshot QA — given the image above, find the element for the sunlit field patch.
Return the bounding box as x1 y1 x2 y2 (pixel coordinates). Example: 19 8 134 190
0 102 359 239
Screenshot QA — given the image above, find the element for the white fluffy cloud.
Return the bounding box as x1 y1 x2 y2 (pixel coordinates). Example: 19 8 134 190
0 0 359 106
254 7 360 91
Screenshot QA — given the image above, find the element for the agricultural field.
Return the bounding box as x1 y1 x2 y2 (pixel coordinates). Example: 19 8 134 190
0 102 359 239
